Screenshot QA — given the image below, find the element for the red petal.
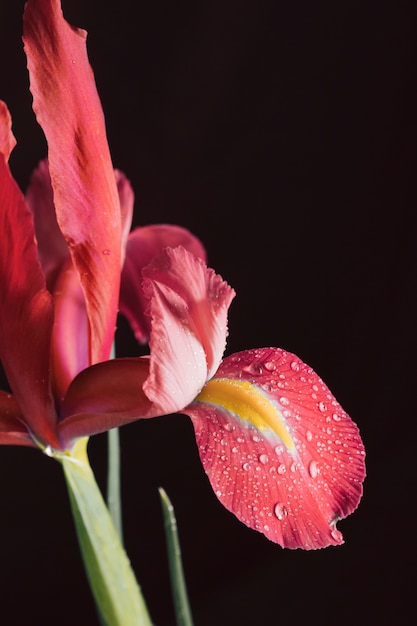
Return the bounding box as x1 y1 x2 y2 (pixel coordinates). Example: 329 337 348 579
0 391 35 447
25 159 70 289
0 156 59 447
184 347 366 550
120 225 207 343
59 358 157 446
51 259 89 401
0 101 16 161
142 247 235 413
115 170 135 262
23 0 121 364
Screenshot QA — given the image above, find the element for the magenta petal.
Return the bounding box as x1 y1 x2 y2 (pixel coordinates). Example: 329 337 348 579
0 391 35 447
0 156 59 447
120 225 207 343
142 247 235 413
25 159 70 289
51 259 89 401
23 0 121 364
0 101 16 161
184 347 365 550
115 170 135 262
59 358 162 446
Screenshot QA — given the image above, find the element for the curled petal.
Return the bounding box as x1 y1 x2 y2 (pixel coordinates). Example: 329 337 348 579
120 225 207 343
0 157 59 447
184 347 365 550
23 0 121 364
0 101 17 161
0 391 35 447
59 358 157 446
51 259 89 402
142 247 235 413
25 159 70 289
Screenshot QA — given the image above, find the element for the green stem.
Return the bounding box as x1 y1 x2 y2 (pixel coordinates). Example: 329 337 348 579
159 488 194 626
107 427 123 542
61 438 153 626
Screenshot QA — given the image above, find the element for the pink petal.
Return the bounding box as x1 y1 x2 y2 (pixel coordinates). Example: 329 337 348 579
0 391 35 447
120 225 207 343
23 0 121 365
59 358 157 446
50 259 89 402
0 101 16 161
183 347 366 550
25 159 70 289
115 170 135 262
0 156 59 448
142 247 235 413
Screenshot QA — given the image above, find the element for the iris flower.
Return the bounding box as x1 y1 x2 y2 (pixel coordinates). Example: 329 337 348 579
0 0 365 551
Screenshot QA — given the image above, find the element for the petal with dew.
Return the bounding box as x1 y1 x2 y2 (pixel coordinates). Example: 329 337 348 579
0 391 35 447
120 225 207 343
0 101 17 161
183 347 366 550
0 155 59 448
25 159 70 289
142 247 235 413
23 0 121 365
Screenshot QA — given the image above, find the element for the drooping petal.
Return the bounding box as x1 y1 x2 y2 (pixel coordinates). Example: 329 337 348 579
59 358 155 447
184 347 365 550
0 391 35 447
50 259 89 402
0 155 59 448
25 159 70 289
0 101 16 161
120 225 207 343
23 0 121 365
142 247 235 413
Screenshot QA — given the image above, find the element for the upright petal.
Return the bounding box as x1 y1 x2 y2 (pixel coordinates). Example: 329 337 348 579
142 247 235 412
23 0 121 364
184 347 365 550
25 159 70 289
0 101 16 161
0 155 59 447
120 225 207 343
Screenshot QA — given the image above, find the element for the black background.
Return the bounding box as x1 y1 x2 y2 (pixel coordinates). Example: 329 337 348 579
1 1 416 625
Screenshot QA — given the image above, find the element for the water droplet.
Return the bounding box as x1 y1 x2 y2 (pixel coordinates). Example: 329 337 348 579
308 460 319 478
252 435 261 443
243 362 263 375
259 454 269 465
274 445 284 456
290 461 298 473
264 524 270 532
332 412 341 421
264 361 276 372
331 527 343 543
279 396 290 406
102 249 111 255
306 430 313 442
224 423 234 432
277 463 286 475
318 401 327 412
242 462 251 471
231 446 238 453
290 360 300 372
274 503 288 520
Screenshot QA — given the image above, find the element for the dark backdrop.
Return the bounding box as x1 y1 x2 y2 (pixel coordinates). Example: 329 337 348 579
1 1 416 625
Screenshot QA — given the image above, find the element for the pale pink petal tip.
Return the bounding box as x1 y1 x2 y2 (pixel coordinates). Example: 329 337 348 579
142 246 235 414
184 347 366 550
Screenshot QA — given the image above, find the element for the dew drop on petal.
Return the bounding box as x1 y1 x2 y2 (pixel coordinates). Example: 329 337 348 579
264 361 276 372
274 503 288 520
243 362 263 376
259 454 269 465
306 430 313 442
308 460 319 478
290 360 300 372
279 396 290 406
331 527 343 543
243 462 251 471
277 463 286 475
102 249 111 255
318 401 327 412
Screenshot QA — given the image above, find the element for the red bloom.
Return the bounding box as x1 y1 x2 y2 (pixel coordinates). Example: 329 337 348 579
0 0 365 550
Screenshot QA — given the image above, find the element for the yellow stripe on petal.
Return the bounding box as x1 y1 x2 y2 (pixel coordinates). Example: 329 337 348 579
196 378 295 451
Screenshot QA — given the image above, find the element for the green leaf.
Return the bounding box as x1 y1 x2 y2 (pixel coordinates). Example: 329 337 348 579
61 438 153 626
159 487 194 626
